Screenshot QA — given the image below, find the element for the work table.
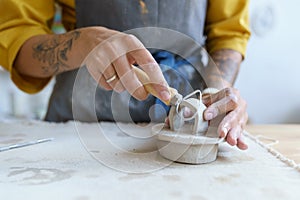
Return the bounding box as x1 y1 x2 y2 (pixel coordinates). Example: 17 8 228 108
0 121 299 200
246 124 300 165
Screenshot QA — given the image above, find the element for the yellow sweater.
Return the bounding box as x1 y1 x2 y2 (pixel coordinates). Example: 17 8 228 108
0 0 251 94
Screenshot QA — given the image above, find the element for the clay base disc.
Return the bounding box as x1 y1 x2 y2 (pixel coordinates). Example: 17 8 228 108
152 124 224 164
157 140 218 164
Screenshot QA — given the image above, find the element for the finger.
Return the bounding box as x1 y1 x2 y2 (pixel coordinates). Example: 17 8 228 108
237 133 248 150
202 93 215 106
102 64 117 85
113 55 148 100
99 74 125 93
128 49 171 102
217 104 247 138
102 64 126 93
204 96 239 121
204 88 245 121
226 126 242 146
99 75 113 91
202 88 237 106
85 47 117 91
219 121 231 138
86 63 112 91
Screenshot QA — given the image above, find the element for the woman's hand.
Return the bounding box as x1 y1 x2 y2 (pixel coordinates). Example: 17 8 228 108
202 88 248 150
14 27 171 101
81 27 170 101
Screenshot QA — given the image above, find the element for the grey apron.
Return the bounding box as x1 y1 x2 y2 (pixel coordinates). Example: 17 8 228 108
45 0 208 122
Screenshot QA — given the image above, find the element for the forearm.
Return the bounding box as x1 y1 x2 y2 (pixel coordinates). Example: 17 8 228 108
14 29 83 78
204 49 242 89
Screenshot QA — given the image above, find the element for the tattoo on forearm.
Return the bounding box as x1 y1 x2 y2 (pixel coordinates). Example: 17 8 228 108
32 30 81 75
205 49 242 88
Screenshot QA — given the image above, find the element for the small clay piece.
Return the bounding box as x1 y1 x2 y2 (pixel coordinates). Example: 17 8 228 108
153 90 223 164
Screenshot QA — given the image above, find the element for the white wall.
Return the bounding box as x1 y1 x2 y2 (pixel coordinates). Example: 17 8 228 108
236 0 300 124
0 69 53 121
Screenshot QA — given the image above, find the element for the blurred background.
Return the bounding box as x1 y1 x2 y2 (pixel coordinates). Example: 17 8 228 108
0 0 299 123
236 0 300 123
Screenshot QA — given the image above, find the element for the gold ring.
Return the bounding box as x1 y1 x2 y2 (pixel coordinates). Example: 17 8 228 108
106 74 117 83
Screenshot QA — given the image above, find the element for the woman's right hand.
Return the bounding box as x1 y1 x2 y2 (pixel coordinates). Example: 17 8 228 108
15 27 171 101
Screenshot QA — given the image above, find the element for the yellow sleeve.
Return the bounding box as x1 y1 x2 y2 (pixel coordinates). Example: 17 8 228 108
0 0 55 94
205 0 251 58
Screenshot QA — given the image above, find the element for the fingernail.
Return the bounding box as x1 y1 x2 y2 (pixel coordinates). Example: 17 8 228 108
160 90 171 101
204 112 214 120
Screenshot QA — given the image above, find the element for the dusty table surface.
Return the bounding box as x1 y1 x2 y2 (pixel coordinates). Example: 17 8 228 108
246 124 300 164
0 121 300 200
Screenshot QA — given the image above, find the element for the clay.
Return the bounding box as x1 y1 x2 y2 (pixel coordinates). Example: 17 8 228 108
153 90 222 164
152 124 224 164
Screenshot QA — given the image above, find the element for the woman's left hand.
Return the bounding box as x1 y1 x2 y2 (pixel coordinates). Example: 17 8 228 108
202 87 248 150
